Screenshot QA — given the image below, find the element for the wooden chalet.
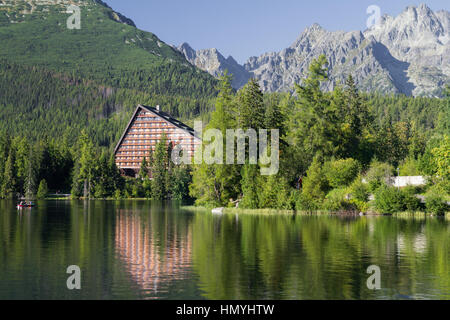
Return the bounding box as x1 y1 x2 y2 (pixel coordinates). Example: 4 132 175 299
114 105 200 177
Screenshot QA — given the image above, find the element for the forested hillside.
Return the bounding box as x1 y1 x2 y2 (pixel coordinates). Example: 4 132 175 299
0 0 217 146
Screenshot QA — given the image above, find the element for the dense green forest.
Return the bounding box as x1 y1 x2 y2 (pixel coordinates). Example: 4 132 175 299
0 2 448 213
0 54 448 216
0 61 216 147
0 0 218 146
189 56 449 215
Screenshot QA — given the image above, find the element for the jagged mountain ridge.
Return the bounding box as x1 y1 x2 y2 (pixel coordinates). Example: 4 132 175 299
177 42 251 89
177 4 449 96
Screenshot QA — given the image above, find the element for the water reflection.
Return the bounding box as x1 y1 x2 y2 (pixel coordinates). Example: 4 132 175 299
115 209 192 298
190 214 449 300
0 200 448 300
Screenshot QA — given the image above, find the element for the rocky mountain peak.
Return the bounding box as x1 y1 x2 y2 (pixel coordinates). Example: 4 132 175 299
177 4 448 96
176 44 251 90
177 42 197 62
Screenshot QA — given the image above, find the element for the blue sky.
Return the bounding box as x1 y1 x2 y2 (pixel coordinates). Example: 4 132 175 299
104 0 449 64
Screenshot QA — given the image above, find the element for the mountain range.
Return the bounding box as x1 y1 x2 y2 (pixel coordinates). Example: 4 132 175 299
0 0 447 148
177 4 449 96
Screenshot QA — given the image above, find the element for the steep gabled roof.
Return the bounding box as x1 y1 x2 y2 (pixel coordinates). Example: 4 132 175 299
114 105 199 154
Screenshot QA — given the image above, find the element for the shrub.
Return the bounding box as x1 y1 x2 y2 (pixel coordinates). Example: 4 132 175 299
365 160 394 192
94 184 107 199
323 158 361 188
374 185 405 214
399 157 420 176
259 175 293 209
348 176 369 202
350 199 370 212
425 193 448 216
295 193 321 212
113 189 122 199
426 181 449 198
323 188 355 212
36 179 48 199
131 182 143 198
301 156 330 202
401 186 422 212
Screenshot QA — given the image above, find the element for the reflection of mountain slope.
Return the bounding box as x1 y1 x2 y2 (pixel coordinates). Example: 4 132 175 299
115 210 192 298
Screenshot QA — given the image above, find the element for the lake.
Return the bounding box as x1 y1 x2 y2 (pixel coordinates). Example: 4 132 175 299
0 200 448 300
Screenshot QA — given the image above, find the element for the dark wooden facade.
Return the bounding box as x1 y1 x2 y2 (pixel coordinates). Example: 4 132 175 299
114 105 200 176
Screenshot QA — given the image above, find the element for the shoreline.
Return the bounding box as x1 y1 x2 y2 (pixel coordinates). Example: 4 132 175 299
180 205 450 219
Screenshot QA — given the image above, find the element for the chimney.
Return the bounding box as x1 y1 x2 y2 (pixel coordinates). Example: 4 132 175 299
156 105 160 111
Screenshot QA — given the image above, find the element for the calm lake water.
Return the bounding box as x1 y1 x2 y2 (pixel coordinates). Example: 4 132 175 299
0 200 448 300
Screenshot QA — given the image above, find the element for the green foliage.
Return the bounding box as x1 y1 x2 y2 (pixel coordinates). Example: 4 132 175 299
349 199 370 213
301 157 330 202
0 23 447 212
425 193 448 216
323 188 355 212
131 181 143 198
374 185 405 214
366 92 448 136
2 146 17 199
399 157 420 176
170 165 192 201
240 163 260 209
237 78 265 130
288 55 335 170
113 189 122 200
364 160 394 192
190 73 241 207
36 179 48 199
0 132 72 199
375 120 411 167
401 186 422 212
258 175 294 209
151 134 170 200
323 158 361 188
295 193 321 212
0 1 218 146
348 176 369 202
431 135 450 183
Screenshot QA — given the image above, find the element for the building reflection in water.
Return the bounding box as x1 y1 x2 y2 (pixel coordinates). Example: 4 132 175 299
115 210 192 298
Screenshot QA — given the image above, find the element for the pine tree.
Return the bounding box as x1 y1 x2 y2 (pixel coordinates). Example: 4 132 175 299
151 134 168 200
237 78 265 130
108 153 123 194
0 133 11 197
240 163 260 209
2 147 17 199
139 155 150 179
25 147 39 199
36 179 48 199
72 130 96 199
288 55 334 172
190 72 241 206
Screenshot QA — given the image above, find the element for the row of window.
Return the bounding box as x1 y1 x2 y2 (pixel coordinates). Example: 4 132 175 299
130 128 180 133
135 117 158 121
118 145 196 152
133 123 169 127
122 137 195 145
117 157 144 160
116 163 140 167
135 118 169 124
127 133 188 138
117 147 195 155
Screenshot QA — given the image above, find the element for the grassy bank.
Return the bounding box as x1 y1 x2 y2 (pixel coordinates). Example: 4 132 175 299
181 205 450 219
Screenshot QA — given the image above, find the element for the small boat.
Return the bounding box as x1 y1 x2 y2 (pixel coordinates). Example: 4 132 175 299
17 202 35 209
211 207 224 215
